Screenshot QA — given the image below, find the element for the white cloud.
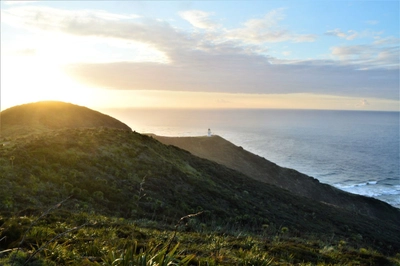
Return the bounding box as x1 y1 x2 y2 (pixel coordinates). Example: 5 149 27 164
1 6 177 63
65 56 399 101
325 28 383 41
325 29 358 40
179 10 220 30
244 8 285 28
332 45 374 59
1 6 139 33
326 28 398 69
331 42 399 69
3 0 38 5
2 5 398 101
373 36 399 45
225 9 316 44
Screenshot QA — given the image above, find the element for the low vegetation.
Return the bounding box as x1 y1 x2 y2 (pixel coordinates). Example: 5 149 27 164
1 208 399 265
1 102 399 265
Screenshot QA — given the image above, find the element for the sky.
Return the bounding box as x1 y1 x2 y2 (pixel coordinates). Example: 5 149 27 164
1 0 399 111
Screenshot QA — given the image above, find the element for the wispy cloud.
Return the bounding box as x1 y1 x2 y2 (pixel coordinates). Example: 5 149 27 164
2 5 398 101
325 29 358 40
325 28 383 41
225 9 316 44
3 0 38 5
179 10 220 30
373 36 399 45
65 58 399 101
331 42 399 69
2 6 139 32
325 27 399 69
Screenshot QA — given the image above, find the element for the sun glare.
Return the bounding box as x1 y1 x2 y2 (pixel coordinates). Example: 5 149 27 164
1 51 98 110
1 28 171 111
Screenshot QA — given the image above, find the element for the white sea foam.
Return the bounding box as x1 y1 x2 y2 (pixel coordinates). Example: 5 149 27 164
333 182 400 199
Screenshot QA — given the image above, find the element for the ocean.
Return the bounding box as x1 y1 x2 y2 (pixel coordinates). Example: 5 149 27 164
102 108 400 209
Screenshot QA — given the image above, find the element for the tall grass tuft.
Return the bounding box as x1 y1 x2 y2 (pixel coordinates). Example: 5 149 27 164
102 241 195 266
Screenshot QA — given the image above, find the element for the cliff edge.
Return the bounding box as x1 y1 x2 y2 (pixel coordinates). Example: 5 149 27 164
151 134 400 223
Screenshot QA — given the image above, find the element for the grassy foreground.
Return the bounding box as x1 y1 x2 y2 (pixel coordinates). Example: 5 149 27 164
0 127 399 265
1 207 399 265
1 102 399 265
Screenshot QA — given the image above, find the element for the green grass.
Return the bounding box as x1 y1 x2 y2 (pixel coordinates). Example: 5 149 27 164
1 211 398 265
1 127 399 265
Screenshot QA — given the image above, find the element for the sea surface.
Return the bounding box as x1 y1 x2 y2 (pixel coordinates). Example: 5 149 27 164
102 108 400 208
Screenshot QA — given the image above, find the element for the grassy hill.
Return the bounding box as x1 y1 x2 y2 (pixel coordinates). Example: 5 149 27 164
0 102 399 265
0 101 131 138
151 135 398 223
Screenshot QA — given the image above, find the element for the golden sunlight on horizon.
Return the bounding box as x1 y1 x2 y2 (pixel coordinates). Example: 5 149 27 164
1 1 398 113
1 46 398 112
0 29 169 111
1 57 94 109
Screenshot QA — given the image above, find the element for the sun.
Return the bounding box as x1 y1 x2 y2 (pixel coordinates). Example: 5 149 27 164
0 30 116 110
0 29 170 111
1 48 100 110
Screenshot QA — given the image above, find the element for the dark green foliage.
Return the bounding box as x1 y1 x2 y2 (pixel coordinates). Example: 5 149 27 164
1 126 400 264
1 213 399 265
153 135 400 225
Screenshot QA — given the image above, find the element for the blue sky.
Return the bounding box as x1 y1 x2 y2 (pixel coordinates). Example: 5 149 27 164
1 1 399 110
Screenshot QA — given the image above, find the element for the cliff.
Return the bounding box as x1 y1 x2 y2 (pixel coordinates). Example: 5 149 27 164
152 134 399 223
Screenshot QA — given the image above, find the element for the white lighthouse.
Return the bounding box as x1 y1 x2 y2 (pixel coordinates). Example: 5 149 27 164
207 128 212 137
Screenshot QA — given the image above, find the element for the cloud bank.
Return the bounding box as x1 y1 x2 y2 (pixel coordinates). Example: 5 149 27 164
2 5 399 100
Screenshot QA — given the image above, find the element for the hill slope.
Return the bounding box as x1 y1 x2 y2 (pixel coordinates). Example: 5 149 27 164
0 101 131 138
0 131 399 254
151 135 398 222
0 102 399 258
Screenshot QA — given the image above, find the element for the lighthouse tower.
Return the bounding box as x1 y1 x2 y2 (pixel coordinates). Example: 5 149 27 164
207 128 212 137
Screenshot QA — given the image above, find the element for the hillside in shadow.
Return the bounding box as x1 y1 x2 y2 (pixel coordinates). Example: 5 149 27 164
0 102 399 265
151 135 398 223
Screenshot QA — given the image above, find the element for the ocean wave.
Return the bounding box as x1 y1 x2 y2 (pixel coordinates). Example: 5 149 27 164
333 182 400 199
334 181 378 189
318 172 337 177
